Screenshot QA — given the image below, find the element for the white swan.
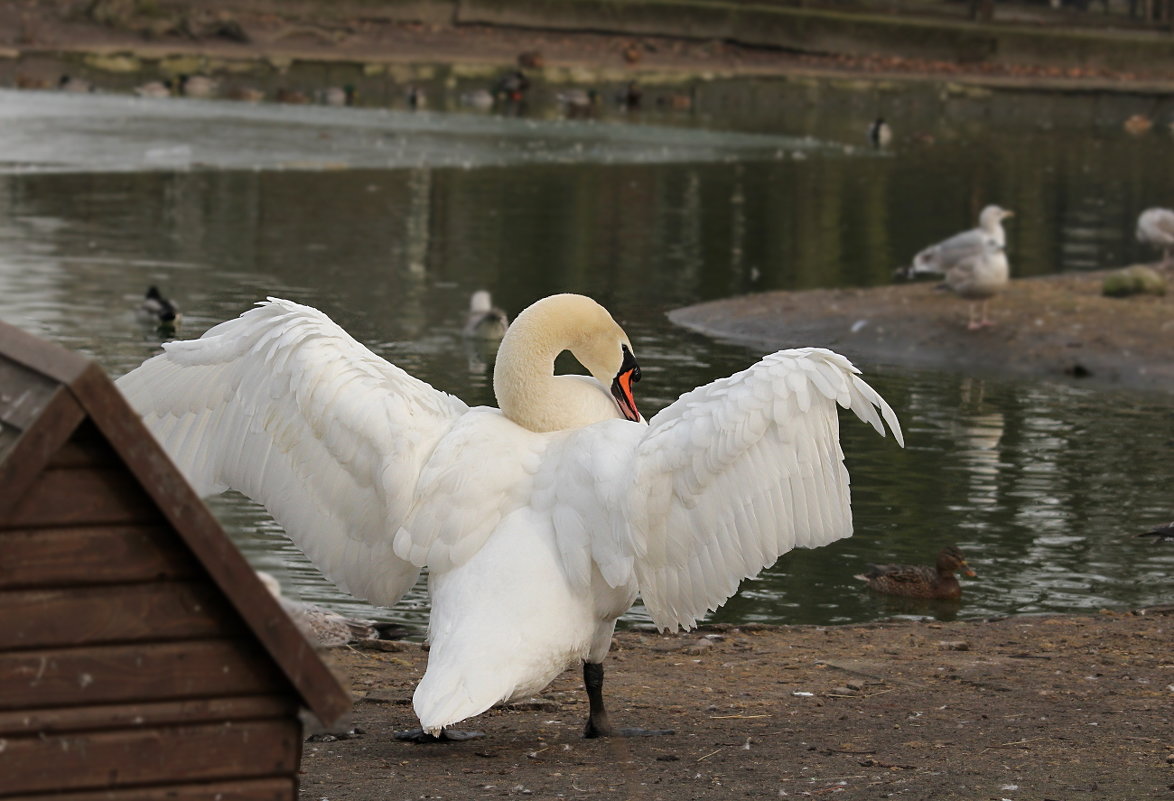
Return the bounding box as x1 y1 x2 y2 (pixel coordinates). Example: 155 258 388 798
462 290 510 340
1136 207 1174 266
116 294 903 740
900 205 1013 330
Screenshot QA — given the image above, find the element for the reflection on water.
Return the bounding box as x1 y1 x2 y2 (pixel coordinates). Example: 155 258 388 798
0 88 1171 631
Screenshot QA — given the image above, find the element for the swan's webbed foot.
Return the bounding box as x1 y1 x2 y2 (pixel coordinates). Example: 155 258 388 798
582 661 674 739
394 727 485 743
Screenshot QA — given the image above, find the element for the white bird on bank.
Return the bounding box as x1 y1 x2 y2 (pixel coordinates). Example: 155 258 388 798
899 205 1014 330
256 571 380 648
116 294 902 741
1135 207 1174 266
462 290 510 340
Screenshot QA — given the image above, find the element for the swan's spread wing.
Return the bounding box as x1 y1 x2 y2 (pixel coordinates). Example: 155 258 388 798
623 348 903 631
116 298 468 606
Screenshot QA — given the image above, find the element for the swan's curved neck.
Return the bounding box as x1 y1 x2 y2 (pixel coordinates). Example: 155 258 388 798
492 295 621 433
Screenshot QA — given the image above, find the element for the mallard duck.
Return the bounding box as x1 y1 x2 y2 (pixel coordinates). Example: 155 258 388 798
1124 114 1152 135
462 290 510 340
255 571 381 648
855 546 976 600
1136 207 1174 266
868 117 892 148
898 205 1014 331
493 70 529 103
1137 522 1173 543
136 285 181 328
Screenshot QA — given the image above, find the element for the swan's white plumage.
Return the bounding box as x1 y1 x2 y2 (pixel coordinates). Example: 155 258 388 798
117 295 902 736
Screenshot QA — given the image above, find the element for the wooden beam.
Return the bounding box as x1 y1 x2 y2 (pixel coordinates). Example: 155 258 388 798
0 581 244 651
0 388 85 522
0 525 198 590
0 695 296 736
2 777 295 801
0 719 301 796
0 640 289 710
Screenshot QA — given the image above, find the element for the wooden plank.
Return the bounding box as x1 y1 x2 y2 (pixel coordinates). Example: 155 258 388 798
0 640 290 710
0 389 86 522
2 777 295 801
0 718 301 796
0 319 91 388
0 695 296 736
3 466 165 529
47 420 120 468
0 358 59 430
0 581 245 651
0 525 198 590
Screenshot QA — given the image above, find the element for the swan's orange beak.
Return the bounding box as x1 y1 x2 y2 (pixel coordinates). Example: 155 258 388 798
611 345 642 422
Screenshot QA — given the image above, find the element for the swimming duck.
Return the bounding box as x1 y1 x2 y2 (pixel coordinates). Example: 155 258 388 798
1137 522 1173 543
899 205 1014 331
116 294 902 741
1124 114 1153 135
1135 207 1174 266
256 571 380 648
617 80 642 111
855 546 976 600
868 117 892 148
493 70 530 103
136 286 181 328
462 290 510 340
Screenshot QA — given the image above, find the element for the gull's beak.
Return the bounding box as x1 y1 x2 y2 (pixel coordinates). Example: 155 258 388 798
1002 209 1015 219
611 344 642 423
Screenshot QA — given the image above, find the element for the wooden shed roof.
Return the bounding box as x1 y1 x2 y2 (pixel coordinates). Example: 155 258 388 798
0 319 352 727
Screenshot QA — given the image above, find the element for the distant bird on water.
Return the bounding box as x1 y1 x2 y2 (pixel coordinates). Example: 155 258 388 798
493 70 530 104
855 546 977 600
1137 522 1173 543
178 74 218 98
1135 207 1174 266
256 571 383 648
137 286 181 328
868 117 892 148
898 205 1014 331
134 79 173 98
58 75 93 93
462 290 510 340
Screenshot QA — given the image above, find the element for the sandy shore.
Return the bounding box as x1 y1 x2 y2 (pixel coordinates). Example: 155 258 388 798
671 268 1174 396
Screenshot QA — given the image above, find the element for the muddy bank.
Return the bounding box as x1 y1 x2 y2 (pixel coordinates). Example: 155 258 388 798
303 609 1173 800
670 268 1174 395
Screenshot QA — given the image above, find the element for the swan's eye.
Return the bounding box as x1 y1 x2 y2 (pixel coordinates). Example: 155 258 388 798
620 344 641 383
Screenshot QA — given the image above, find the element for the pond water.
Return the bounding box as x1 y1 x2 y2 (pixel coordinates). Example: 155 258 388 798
1 85 1170 631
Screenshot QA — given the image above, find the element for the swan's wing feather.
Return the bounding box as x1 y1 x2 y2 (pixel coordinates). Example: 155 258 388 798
116 297 468 606
623 348 903 631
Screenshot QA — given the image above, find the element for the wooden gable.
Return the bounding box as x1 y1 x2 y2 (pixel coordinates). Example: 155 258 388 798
0 320 351 800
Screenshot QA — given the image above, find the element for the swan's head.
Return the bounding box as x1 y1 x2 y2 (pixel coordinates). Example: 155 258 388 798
978 205 1013 231
493 293 642 431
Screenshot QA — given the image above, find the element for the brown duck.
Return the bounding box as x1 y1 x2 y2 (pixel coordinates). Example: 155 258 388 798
854 546 976 600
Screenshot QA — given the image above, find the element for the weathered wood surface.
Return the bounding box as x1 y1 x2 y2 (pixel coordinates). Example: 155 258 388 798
0 640 286 709
3 466 165 529
0 525 197 589
2 777 296 801
0 694 297 735
0 389 85 521
0 581 242 650
0 718 301 796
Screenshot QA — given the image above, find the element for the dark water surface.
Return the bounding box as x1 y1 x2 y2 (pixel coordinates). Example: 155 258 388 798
1 86 1170 629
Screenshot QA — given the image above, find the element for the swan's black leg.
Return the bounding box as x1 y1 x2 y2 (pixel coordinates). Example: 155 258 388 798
394 727 484 743
582 661 674 738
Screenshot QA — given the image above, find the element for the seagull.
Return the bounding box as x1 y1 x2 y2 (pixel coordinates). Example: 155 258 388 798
899 205 1014 331
868 117 892 148
256 571 380 648
136 286 181 328
116 294 902 741
462 290 510 340
1136 208 1174 266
